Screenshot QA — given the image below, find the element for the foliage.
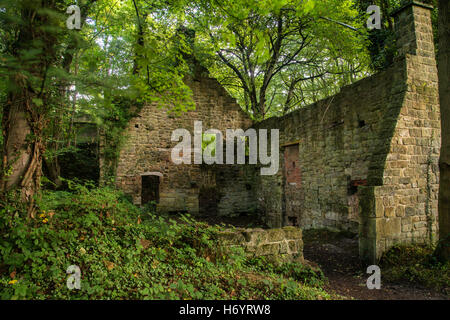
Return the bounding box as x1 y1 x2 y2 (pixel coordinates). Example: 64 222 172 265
0 0 197 195
0 183 332 300
62 0 196 184
356 0 438 71
56 143 99 184
380 244 450 294
246 256 327 288
188 0 371 119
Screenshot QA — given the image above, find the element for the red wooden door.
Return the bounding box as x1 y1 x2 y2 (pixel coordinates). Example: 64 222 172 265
283 144 302 226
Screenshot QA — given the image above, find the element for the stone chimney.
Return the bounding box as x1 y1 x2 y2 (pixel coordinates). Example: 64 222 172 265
393 1 435 59
358 1 440 264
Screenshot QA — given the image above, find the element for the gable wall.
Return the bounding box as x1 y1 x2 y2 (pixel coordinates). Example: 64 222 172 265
113 76 256 216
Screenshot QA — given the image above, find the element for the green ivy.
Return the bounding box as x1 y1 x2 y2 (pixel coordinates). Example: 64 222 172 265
0 182 332 300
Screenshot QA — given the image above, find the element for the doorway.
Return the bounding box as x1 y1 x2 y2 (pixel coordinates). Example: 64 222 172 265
142 175 160 206
283 144 302 226
199 186 218 216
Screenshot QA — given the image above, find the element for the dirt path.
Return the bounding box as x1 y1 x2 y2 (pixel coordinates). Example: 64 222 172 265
302 229 449 300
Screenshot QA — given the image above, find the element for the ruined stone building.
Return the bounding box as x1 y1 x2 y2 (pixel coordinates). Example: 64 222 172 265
112 74 257 217
103 1 441 263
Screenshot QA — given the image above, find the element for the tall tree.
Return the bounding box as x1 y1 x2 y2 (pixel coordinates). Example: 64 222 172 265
190 0 370 120
437 0 450 262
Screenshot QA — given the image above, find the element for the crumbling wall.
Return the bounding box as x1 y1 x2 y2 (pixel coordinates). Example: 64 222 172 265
113 76 256 216
216 226 304 263
254 2 440 262
254 57 408 233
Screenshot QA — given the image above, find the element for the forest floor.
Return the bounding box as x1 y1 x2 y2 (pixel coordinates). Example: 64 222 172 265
193 214 268 229
177 214 449 300
302 229 449 300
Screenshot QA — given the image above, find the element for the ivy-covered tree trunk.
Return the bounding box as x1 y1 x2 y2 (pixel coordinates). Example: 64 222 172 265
2 83 46 217
437 0 450 262
0 1 59 217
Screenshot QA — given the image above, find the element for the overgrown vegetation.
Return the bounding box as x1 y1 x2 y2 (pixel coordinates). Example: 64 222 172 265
380 244 450 294
0 184 331 300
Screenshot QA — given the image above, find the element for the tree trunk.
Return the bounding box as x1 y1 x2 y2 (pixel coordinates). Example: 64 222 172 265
437 0 450 262
1 1 97 207
2 85 45 218
68 54 79 148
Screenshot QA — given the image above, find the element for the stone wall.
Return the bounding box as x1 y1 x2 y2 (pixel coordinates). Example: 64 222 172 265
254 59 408 231
363 2 440 261
253 2 440 262
112 75 256 216
216 226 304 263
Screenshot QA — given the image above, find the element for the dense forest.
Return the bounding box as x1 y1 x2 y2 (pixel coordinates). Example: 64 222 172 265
0 0 448 301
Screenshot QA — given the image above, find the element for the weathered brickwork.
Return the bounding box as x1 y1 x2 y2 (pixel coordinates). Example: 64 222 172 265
365 2 441 261
254 60 406 230
216 226 304 263
254 2 440 262
112 76 256 216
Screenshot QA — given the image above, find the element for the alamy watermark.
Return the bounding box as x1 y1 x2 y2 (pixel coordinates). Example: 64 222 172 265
66 4 382 31
66 5 81 30
171 121 279 176
66 265 81 290
367 5 382 30
366 265 381 289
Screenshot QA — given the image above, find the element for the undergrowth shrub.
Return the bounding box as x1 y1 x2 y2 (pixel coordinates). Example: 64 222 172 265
245 257 326 288
0 183 331 300
380 244 450 294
